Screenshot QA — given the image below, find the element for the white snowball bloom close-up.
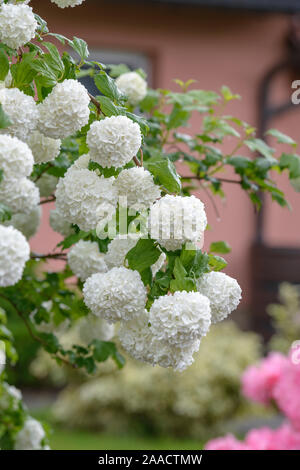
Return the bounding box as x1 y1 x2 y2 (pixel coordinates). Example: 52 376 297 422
149 194 207 251
55 168 117 232
0 177 39 214
27 130 61 164
38 79 90 139
14 417 47 451
83 267 147 324
118 310 152 362
149 291 211 348
115 71 147 106
0 88 38 141
49 208 73 237
68 240 108 282
115 167 161 211
0 134 34 180
0 3 37 50
0 225 30 287
35 173 58 198
87 116 142 168
51 0 85 8
3 206 41 240
197 271 242 324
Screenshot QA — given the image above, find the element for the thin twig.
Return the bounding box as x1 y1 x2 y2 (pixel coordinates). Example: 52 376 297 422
133 155 142 167
31 252 67 261
88 93 104 117
199 182 221 221
39 195 56 205
34 163 53 183
181 175 242 185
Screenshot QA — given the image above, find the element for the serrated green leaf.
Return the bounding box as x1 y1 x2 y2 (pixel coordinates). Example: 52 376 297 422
208 254 227 271
280 153 300 179
209 241 231 254
266 129 297 148
147 158 181 193
0 49 9 81
126 238 161 274
94 70 125 103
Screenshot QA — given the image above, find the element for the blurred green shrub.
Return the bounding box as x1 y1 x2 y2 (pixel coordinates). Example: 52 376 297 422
268 283 300 354
43 321 261 439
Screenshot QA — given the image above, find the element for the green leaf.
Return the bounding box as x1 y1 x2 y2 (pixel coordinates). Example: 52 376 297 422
0 202 12 222
147 158 181 193
221 85 241 101
0 104 11 129
0 49 9 81
266 129 297 148
39 333 60 354
244 138 275 161
280 153 300 179
170 257 196 293
126 238 161 274
209 241 231 254
167 103 190 130
70 37 89 62
208 254 227 271
91 340 125 369
94 70 125 103
34 14 49 34
108 63 130 78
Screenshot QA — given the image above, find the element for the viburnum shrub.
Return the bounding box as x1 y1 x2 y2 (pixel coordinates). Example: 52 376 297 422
0 0 299 450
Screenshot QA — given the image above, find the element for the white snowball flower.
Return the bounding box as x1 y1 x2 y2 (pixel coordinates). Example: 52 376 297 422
0 3 37 50
115 167 161 211
83 267 147 324
27 130 61 164
51 0 85 8
87 116 142 168
0 70 12 90
55 168 117 232
149 291 211 347
148 336 201 372
68 240 108 281
149 194 207 251
0 177 39 214
0 382 22 410
197 271 242 324
78 315 115 344
70 153 90 171
3 206 41 239
38 79 90 139
115 72 147 106
0 134 34 180
0 225 30 287
49 208 73 237
0 347 5 374
105 234 140 268
14 417 46 451
118 310 152 362
151 252 166 277
0 88 38 141
35 173 58 198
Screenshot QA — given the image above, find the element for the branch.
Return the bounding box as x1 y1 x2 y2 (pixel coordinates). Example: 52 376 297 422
33 163 53 183
0 294 77 369
133 155 142 167
180 175 242 185
88 93 105 117
31 252 67 261
39 195 56 205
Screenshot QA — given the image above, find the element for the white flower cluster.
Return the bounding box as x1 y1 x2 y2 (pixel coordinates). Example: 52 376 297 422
3 206 41 240
87 116 141 168
55 168 117 232
49 208 73 237
0 225 30 287
115 167 161 211
0 88 38 141
0 176 39 214
68 240 108 281
197 271 242 323
105 234 140 268
0 134 33 180
0 382 22 411
14 417 47 450
35 173 58 198
149 194 207 251
27 130 61 164
83 267 147 324
0 3 37 50
38 79 90 139
116 72 147 106
51 0 85 8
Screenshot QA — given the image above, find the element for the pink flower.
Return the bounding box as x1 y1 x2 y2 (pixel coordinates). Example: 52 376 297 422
241 353 288 404
273 359 300 431
205 435 248 450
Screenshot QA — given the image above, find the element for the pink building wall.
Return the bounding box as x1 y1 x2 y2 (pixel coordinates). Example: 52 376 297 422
31 1 300 307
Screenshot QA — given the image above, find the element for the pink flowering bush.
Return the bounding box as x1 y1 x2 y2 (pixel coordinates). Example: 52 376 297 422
205 345 300 450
